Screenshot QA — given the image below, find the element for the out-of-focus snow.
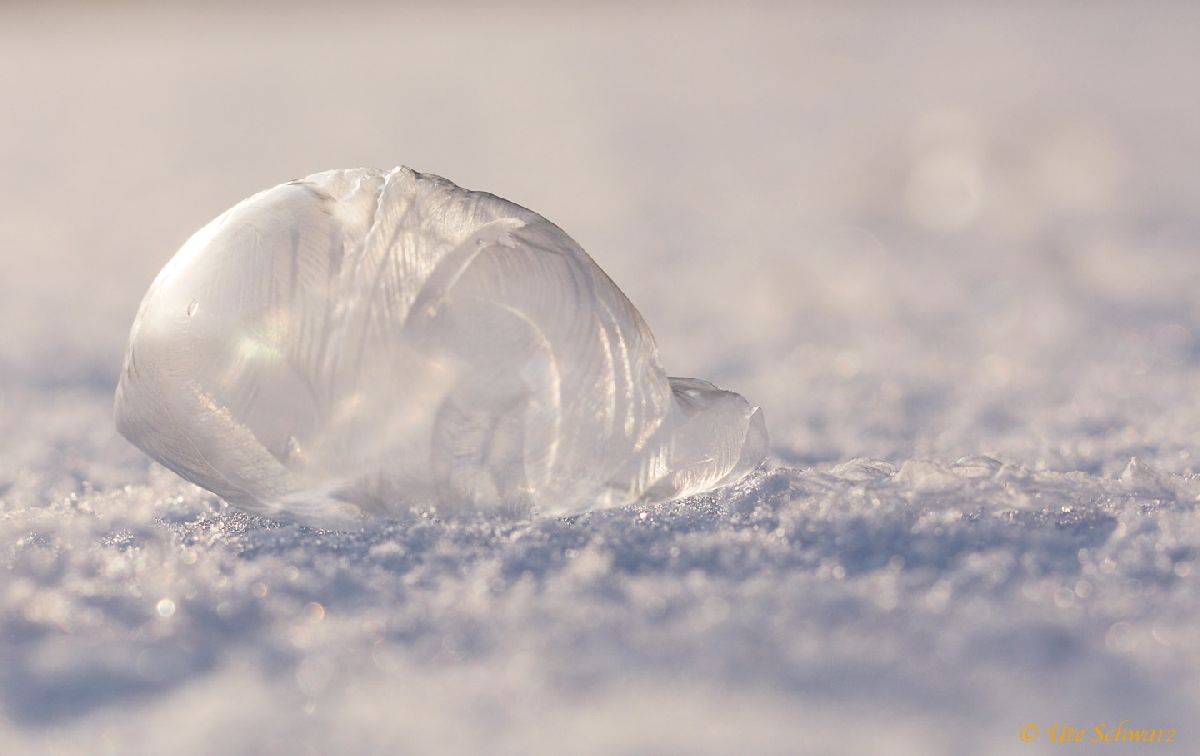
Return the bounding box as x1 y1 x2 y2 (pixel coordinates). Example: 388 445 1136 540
2 3 1199 754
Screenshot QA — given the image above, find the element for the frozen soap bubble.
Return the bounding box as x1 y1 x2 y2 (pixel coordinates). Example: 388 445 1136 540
115 167 767 526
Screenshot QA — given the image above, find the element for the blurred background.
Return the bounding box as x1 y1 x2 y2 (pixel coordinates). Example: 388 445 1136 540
2 3 1199 754
3 2 1199 491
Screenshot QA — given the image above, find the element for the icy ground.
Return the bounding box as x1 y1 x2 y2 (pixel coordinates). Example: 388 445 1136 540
2 3 1199 754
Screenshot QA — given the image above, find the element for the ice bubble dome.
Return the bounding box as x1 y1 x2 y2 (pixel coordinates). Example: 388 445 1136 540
115 167 767 526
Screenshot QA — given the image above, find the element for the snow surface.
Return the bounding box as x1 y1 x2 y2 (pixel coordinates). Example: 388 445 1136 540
2 3 1199 754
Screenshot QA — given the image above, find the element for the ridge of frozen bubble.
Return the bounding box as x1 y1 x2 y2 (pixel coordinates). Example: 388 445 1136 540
114 167 768 526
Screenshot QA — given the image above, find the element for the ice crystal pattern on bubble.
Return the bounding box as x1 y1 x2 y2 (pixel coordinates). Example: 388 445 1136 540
115 168 767 525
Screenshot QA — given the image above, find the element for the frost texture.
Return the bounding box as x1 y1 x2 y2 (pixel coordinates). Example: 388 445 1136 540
114 168 767 525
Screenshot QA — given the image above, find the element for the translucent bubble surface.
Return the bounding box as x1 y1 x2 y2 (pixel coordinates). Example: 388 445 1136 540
115 167 767 525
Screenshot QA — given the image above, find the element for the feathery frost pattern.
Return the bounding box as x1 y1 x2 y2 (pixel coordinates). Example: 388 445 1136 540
115 168 767 525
